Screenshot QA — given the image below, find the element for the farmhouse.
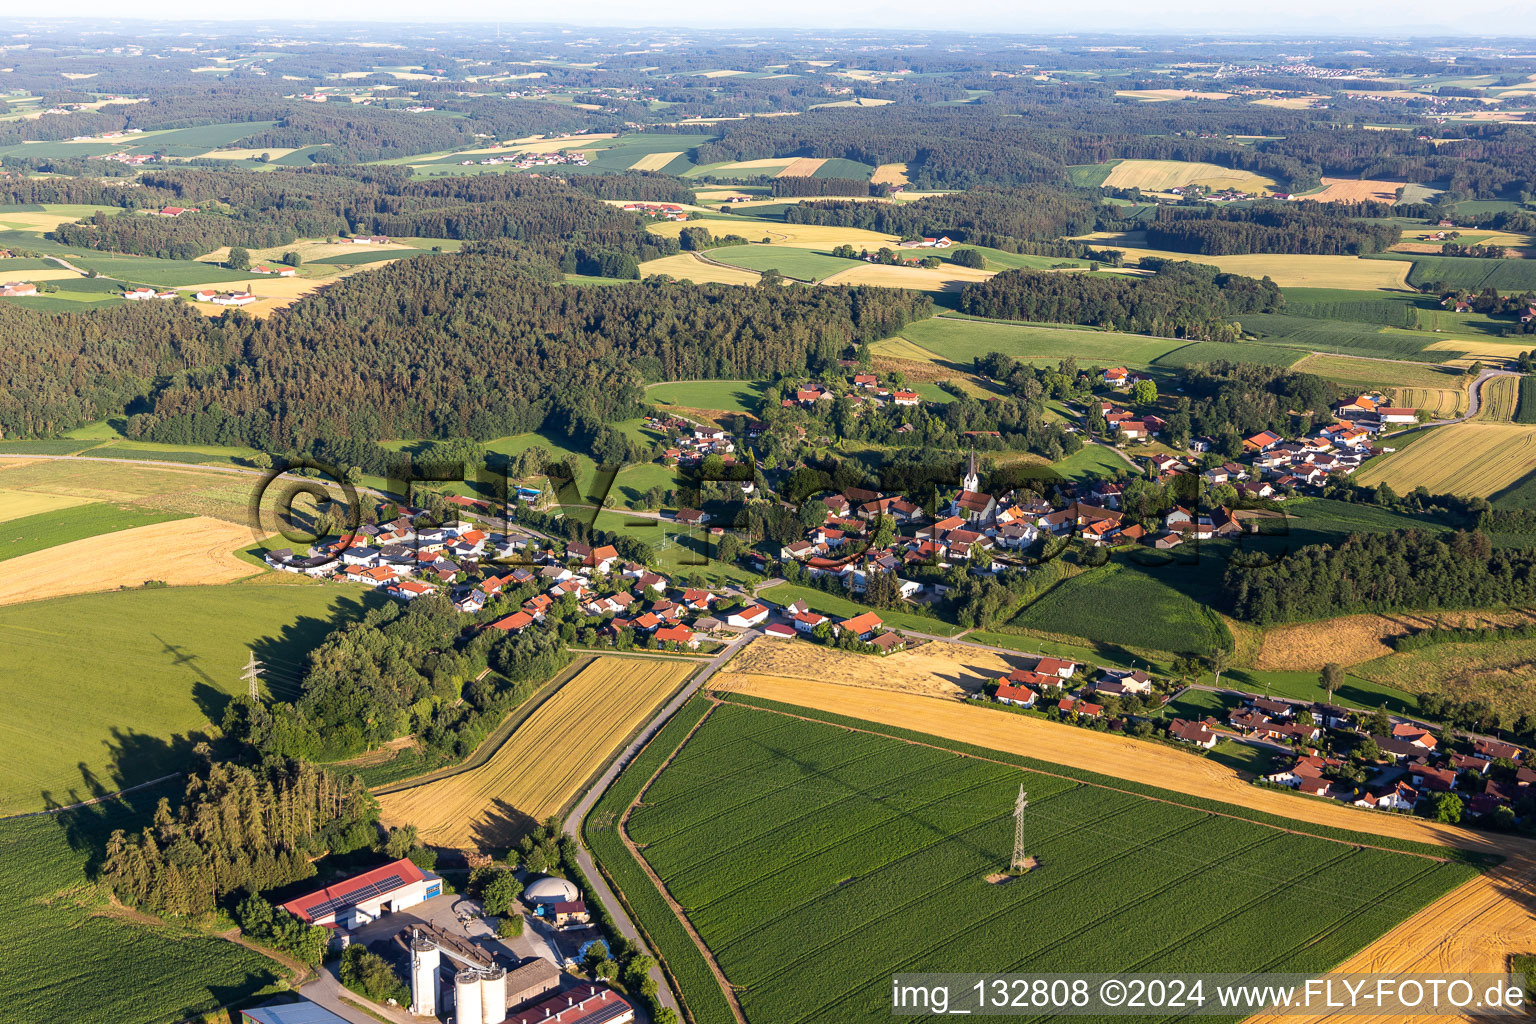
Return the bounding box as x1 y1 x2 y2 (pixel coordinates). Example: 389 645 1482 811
281 857 441 930
726 605 769 628
0 281 38 297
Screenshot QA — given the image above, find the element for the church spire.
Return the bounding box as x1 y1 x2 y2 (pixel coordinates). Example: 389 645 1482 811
962 450 979 494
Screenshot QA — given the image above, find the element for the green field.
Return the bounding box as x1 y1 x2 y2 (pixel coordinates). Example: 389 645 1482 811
897 316 1187 369
600 699 1475 1024
1517 376 1536 425
1048 443 1132 482
1396 254 1536 293
812 158 875 179
1243 313 1448 362
646 379 768 415
1153 340 1306 368
1011 561 1232 655
311 248 432 266
760 581 965 636
0 503 185 562
0 793 287 1024
705 245 862 282
955 247 1090 271
0 584 378 815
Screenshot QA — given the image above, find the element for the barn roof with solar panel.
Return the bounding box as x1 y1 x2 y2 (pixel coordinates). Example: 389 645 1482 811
280 857 441 929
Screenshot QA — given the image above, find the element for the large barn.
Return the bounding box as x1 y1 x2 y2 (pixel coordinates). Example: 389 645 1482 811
281 857 441 930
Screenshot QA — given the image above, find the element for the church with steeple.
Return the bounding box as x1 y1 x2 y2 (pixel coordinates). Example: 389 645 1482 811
951 450 996 522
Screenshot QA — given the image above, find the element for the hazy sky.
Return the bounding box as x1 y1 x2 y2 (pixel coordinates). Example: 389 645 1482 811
24 3 1536 37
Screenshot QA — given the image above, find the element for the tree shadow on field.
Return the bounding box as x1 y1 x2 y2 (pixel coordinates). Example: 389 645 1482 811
247 592 379 692
469 798 539 856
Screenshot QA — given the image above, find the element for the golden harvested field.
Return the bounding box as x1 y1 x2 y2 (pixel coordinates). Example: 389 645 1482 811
820 262 995 292
1087 245 1412 290
0 516 255 605
0 267 87 283
1422 337 1536 369
0 488 95 523
1101 159 1278 193
711 675 1511 853
378 656 694 849
726 637 1011 698
1355 422 1536 496
1474 373 1520 421
1113 88 1232 101
692 188 756 202
200 236 422 270
1387 385 1464 418
774 157 827 177
0 209 113 232
811 97 894 108
645 218 898 251
870 162 909 186
1250 94 1327 108
628 150 682 171
638 252 761 286
1298 177 1407 203
193 147 301 161
1256 610 1532 670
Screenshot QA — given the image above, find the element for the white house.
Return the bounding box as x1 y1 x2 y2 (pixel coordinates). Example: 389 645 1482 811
725 604 770 628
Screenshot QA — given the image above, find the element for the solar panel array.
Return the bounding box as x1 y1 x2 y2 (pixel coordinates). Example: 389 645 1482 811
303 873 406 918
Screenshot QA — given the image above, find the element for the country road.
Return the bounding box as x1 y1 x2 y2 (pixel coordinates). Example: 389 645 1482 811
561 628 758 1021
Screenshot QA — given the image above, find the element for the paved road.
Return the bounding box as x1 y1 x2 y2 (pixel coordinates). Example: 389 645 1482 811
561 628 758 1020
1415 367 1519 427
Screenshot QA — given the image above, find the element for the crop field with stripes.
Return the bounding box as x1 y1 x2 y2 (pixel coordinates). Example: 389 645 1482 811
618 702 1474 1024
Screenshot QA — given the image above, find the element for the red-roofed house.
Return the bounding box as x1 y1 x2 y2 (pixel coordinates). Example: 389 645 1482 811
506 984 634 1024
655 624 700 649
838 611 883 641
725 605 769 628
491 610 536 633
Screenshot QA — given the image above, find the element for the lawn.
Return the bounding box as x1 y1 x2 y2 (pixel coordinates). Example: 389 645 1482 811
1010 561 1232 655
1048 443 1132 482
759 581 966 636
0 502 185 562
594 699 1474 1024
705 245 862 282
0 583 379 815
645 379 768 416
0 794 288 1024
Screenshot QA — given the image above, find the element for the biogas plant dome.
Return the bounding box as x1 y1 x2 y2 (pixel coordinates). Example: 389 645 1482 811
523 877 579 904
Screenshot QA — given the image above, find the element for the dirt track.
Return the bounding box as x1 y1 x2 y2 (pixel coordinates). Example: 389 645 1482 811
709 675 1536 1017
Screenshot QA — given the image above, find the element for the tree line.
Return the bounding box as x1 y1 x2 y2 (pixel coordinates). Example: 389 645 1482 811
1144 203 1403 256
957 261 1282 341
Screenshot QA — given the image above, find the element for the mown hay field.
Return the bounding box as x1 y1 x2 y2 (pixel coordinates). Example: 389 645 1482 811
628 150 683 171
617 698 1478 1024
1387 386 1464 418
1100 158 1278 193
1290 353 1463 391
1299 177 1407 203
774 156 826 177
0 516 259 605
1113 88 1233 101
1110 247 1413 290
820 262 995 292
1255 610 1535 670
379 656 694 849
1474 373 1521 421
639 252 761 285
644 217 898 251
870 162 909 185
1354 422 1536 496
722 637 1007 697
890 316 1188 368
0 487 94 523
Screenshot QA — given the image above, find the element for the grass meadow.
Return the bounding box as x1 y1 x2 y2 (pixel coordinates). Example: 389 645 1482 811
600 700 1474 1024
0 583 378 815
760 581 966 636
1010 561 1232 655
895 316 1187 369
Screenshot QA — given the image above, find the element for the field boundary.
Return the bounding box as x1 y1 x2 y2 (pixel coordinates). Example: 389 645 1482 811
618 700 748 1024
365 656 595 795
707 694 1455 862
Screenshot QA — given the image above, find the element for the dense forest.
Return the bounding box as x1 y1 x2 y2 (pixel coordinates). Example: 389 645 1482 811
1144 203 1404 256
101 757 378 918
0 243 930 453
779 185 1103 249
1225 529 1536 624
957 260 1283 340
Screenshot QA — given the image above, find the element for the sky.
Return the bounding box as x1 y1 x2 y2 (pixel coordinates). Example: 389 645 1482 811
22 3 1536 37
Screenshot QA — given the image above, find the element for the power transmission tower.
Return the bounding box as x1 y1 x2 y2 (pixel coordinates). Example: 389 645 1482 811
1010 785 1030 873
240 650 265 701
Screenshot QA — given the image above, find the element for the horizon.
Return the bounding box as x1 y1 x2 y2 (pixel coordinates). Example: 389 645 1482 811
8 13 1536 41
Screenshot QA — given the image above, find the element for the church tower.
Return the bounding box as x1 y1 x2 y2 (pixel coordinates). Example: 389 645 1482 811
962 450 979 493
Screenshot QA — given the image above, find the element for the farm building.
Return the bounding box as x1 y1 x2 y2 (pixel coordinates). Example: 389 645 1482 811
0 281 38 297
506 984 634 1024
242 1000 351 1024
523 875 580 906
280 857 440 929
